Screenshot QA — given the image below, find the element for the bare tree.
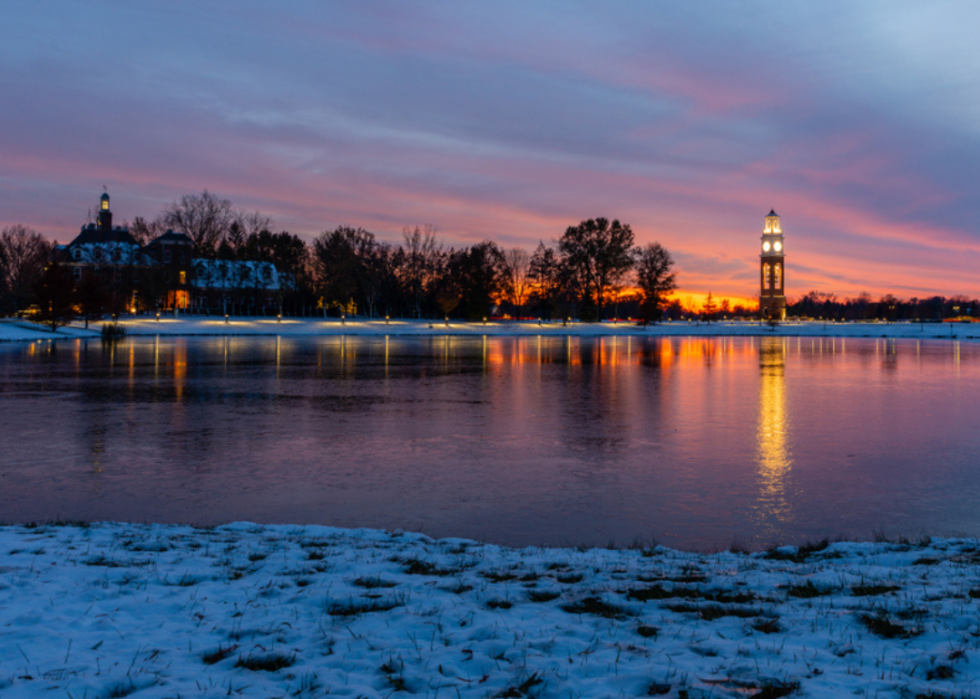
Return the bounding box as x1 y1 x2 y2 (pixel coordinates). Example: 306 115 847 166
400 224 440 319
161 190 235 257
503 247 531 318
0 225 53 315
128 216 167 246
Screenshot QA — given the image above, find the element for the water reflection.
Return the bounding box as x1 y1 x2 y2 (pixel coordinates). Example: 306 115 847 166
755 337 792 536
3 334 980 549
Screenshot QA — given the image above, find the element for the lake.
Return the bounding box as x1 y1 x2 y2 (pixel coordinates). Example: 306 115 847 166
2 334 979 550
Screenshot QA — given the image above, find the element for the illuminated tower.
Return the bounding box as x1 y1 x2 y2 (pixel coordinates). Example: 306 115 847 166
759 209 786 320
97 191 113 232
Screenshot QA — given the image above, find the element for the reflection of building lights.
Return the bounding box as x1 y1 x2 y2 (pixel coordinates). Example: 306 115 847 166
756 337 791 528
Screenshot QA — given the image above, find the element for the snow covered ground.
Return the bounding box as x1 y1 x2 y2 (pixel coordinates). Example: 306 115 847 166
2 522 980 698
0 319 98 342
4 316 979 343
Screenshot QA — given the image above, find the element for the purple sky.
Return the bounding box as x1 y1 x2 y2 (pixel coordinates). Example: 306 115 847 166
2 1 979 303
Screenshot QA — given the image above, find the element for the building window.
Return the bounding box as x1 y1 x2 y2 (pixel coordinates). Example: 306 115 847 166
73 267 81 281
164 248 172 263
180 249 186 263
72 247 82 260
179 271 186 285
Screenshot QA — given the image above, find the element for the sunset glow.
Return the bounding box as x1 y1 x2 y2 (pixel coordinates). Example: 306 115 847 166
3 3 979 302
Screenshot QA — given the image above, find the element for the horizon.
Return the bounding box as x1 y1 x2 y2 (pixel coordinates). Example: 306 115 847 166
3 2 979 303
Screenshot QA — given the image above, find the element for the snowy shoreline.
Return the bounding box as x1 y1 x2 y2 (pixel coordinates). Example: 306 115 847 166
2 522 980 698
3 316 979 343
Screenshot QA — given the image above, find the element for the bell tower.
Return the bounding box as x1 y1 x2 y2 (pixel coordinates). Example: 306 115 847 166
759 209 786 320
97 190 113 232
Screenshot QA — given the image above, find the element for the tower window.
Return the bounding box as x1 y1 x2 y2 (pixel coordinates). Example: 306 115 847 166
164 249 171 263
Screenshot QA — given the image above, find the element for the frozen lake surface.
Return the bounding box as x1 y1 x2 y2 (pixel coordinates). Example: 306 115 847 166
2 334 979 549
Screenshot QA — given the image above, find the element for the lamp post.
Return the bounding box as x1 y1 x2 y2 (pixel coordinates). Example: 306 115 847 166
341 314 346 325
385 315 390 325
225 314 229 324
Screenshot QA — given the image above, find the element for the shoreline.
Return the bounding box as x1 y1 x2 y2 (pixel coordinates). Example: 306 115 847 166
2 520 979 697
3 315 979 343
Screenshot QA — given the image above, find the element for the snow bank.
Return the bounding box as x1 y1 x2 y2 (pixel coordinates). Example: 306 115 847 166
2 522 979 697
0 319 98 343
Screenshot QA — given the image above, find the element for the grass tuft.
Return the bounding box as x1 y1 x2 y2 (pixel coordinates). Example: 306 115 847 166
483 571 518 582
748 681 800 699
666 603 765 621
327 597 404 616
860 611 920 639
402 558 458 576
235 653 295 672
785 581 837 599
201 644 238 665
352 576 397 589
561 597 628 620
528 590 560 603
753 617 782 634
101 680 137 698
851 583 901 597
765 539 830 563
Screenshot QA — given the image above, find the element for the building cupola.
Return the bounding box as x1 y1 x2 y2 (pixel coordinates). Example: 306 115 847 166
97 190 113 232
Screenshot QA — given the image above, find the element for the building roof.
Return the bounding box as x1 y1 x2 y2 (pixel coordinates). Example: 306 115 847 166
67 224 139 248
768 209 778 217
146 230 194 246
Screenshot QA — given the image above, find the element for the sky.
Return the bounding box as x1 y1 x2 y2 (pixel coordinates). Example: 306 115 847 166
2 1 979 304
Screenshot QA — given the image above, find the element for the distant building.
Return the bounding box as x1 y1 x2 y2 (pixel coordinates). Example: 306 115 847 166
759 209 786 320
192 259 284 313
143 230 194 310
56 192 147 310
55 191 287 314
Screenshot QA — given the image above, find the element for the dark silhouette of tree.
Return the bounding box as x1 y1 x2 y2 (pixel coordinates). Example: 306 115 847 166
452 241 506 320
0 225 52 315
503 247 532 318
33 264 76 330
633 243 676 324
557 218 635 321
702 292 717 321
129 216 167 246
529 243 573 320
76 272 109 328
161 190 235 258
400 225 440 319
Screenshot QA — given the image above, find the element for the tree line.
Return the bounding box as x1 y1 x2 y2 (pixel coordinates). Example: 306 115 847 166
787 291 979 322
1 191 679 323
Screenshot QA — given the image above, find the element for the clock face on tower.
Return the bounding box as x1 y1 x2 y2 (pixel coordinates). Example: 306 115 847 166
774 241 782 252
763 241 770 252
